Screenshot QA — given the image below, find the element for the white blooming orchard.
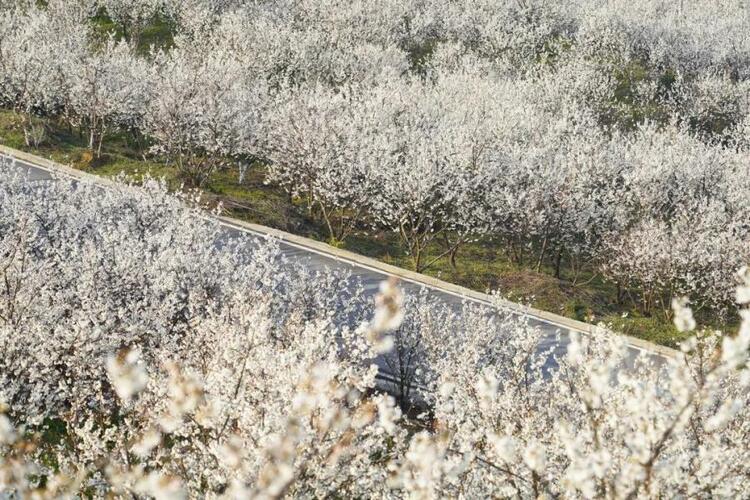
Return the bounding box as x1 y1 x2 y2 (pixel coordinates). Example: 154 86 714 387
0 171 385 496
66 37 151 157
3 172 750 497
260 83 385 242
2 0 750 315
1 1 750 496
144 33 259 187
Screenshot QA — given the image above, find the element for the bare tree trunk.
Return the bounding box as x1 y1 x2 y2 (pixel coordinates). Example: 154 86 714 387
319 203 337 244
96 128 106 158
449 245 459 270
89 128 95 153
414 241 423 273
441 232 460 270
554 247 563 279
535 234 548 272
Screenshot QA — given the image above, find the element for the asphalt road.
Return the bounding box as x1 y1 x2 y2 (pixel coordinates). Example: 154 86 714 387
4 156 666 389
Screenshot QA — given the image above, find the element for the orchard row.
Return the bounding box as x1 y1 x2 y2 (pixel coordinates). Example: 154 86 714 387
2 0 749 316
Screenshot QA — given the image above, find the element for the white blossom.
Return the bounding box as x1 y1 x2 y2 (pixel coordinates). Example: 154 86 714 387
106 348 148 403
672 297 697 333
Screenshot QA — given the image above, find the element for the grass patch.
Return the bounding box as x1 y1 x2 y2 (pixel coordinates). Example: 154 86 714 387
90 8 175 56
602 314 692 349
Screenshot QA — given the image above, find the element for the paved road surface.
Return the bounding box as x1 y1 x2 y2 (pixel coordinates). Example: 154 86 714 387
3 156 667 390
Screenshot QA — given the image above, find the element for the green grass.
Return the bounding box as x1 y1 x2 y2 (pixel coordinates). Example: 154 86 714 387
603 315 692 349
209 167 312 231
0 109 710 348
89 9 175 56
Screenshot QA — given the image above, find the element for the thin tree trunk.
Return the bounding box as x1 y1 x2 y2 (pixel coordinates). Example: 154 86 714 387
96 129 105 158
554 248 563 279
319 203 337 244
414 242 423 273
535 234 548 272
449 245 459 270
89 127 96 153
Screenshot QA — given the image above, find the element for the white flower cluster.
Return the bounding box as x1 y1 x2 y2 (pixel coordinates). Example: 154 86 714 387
2 172 750 497
1 0 749 315
0 172 384 496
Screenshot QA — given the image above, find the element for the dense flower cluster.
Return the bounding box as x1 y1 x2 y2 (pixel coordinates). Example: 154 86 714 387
1 0 749 317
2 169 750 498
